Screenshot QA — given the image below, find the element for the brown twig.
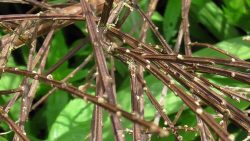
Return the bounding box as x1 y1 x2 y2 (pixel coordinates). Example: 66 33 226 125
0 107 29 141
0 67 168 137
80 0 125 140
31 54 93 110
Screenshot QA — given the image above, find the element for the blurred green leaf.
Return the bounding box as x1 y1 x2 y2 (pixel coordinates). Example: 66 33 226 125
1 0 250 140
26 107 47 141
194 36 250 60
74 22 88 36
115 59 128 77
0 73 21 90
189 14 215 42
191 0 239 40
139 0 150 11
152 12 163 22
117 74 183 120
122 11 142 38
163 0 181 41
0 136 8 141
45 91 69 130
194 36 250 112
0 74 22 120
144 75 183 116
0 56 22 131
222 0 250 32
48 99 93 141
48 30 68 79
175 110 197 140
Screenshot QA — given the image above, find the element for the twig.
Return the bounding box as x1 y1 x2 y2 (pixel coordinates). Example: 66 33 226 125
0 67 168 137
31 54 93 110
91 74 103 141
0 107 29 141
0 14 83 21
45 37 90 75
0 0 28 4
129 62 144 141
113 48 230 141
0 2 104 49
0 88 22 95
137 75 181 140
182 0 191 56
80 1 125 140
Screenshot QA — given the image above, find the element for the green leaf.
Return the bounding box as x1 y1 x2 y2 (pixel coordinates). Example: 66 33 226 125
122 11 142 38
68 69 88 83
226 96 250 110
194 36 250 110
117 74 183 120
191 0 239 40
223 0 246 23
74 22 88 36
116 78 132 111
48 99 93 141
0 136 8 141
139 0 150 11
222 0 250 32
0 70 22 121
144 75 183 116
194 36 250 60
163 0 181 41
189 14 215 42
115 59 128 77
152 12 163 22
47 30 68 79
45 91 69 130
26 107 47 141
0 74 21 90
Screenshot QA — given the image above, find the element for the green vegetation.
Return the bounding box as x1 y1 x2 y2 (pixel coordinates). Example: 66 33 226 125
0 0 249 141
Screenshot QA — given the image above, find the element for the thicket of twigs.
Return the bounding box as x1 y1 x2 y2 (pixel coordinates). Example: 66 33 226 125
0 0 250 141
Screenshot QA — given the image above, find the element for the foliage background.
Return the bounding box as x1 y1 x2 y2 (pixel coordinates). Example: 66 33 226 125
0 0 250 140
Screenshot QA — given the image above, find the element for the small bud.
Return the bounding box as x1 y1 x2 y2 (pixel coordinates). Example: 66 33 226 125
177 136 183 141
170 80 175 85
155 45 160 49
196 108 203 115
177 54 184 60
116 111 122 117
228 135 235 141
46 74 53 80
150 124 158 132
146 65 150 69
231 58 236 62
231 72 235 77
97 97 105 103
193 77 199 82
61 83 67 88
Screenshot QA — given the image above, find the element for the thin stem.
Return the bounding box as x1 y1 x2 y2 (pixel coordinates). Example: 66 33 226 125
31 54 93 110
0 67 168 136
0 14 83 21
0 107 29 141
45 37 90 75
80 1 125 140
